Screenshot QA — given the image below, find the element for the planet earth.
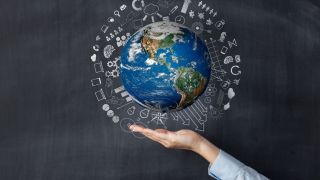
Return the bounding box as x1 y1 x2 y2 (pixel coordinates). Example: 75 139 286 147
120 21 211 112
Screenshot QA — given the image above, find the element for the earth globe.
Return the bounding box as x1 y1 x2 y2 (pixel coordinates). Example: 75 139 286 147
120 21 211 112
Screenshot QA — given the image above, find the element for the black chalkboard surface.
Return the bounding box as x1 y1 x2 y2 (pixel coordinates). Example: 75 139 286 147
0 0 319 179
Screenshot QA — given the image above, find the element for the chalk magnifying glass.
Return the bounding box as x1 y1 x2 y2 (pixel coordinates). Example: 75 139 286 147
114 10 120 17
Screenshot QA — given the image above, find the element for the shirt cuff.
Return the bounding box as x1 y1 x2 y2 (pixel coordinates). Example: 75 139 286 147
208 150 245 179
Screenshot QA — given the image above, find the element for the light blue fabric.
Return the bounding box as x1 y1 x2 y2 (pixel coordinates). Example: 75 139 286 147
208 150 269 180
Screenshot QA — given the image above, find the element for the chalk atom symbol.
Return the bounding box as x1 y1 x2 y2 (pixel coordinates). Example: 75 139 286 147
150 112 167 127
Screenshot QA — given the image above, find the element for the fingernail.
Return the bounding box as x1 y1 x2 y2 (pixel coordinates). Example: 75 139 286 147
129 125 134 131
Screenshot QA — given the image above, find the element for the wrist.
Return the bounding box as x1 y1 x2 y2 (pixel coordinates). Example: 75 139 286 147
191 135 206 154
193 137 220 164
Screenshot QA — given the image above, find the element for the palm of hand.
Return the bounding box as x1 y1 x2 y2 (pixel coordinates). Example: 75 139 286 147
130 125 203 151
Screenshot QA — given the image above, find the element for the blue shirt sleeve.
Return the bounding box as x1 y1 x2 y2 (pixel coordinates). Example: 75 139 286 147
208 150 269 180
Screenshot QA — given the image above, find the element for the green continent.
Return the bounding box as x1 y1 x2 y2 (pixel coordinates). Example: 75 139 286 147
174 67 207 108
159 34 175 48
141 30 181 60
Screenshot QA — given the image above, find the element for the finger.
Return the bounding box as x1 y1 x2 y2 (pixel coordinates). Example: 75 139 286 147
129 124 146 133
143 131 167 144
155 129 169 134
129 125 170 145
145 129 170 140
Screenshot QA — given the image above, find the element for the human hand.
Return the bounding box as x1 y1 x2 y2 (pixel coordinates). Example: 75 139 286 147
129 124 204 152
129 124 220 163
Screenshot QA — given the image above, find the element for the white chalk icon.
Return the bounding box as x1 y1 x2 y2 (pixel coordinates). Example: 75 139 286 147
114 10 121 17
107 17 115 23
102 104 110 111
107 61 114 68
120 4 127 11
171 100 207 131
175 15 185 24
112 56 120 69
103 45 115 59
94 61 104 73
171 112 189 125
116 33 131 47
101 24 109 33
220 46 228 55
224 56 234 65
142 3 162 22
233 79 240 85
205 38 225 82
112 116 120 123
186 107 206 130
231 65 241 76
215 19 225 30
96 35 101 41
162 16 170 21
198 12 205 19
228 88 236 99
91 78 101 86
221 80 231 90
127 106 136 115
93 44 99 52
205 6 210 12
212 11 218 17
132 0 145 11
149 112 167 128
209 105 223 120
206 18 213 26
95 89 106 101
201 4 207 10
106 96 126 106
218 32 227 42
114 86 133 102
107 110 115 117
105 69 119 78
189 10 195 18
228 38 237 48
223 102 230 110
91 54 97 62
235 55 241 63
181 0 192 14
169 5 179 15
199 1 206 9
191 22 204 35
139 109 150 118
205 83 217 96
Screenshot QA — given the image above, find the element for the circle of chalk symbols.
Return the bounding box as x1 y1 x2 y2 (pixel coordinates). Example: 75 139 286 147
90 0 242 138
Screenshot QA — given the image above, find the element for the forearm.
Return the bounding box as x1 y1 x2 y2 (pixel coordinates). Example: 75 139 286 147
193 137 269 179
192 136 220 164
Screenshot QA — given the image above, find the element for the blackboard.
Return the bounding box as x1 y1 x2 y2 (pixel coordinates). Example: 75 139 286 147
0 0 319 179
